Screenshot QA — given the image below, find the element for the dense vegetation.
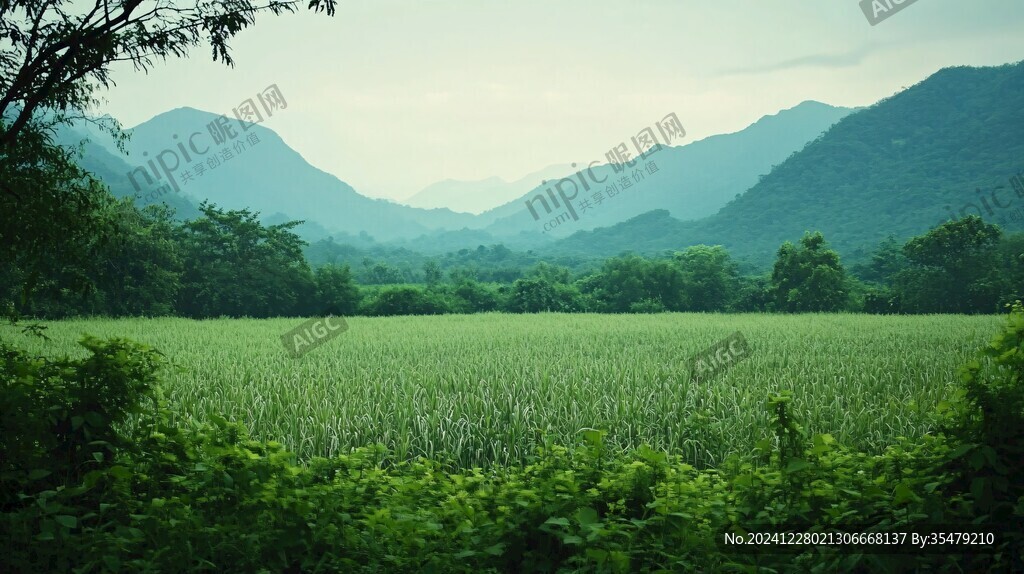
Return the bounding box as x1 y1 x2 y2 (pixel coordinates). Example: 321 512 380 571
2 9 1022 570
4 313 1000 468
3 186 1021 318
2 306 1022 572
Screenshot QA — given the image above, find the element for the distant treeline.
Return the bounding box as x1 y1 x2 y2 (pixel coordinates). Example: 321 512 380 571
3 197 1022 319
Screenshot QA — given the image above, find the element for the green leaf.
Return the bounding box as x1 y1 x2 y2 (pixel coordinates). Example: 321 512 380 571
969 450 987 471
892 483 919 506
582 429 605 448
484 543 505 556
949 444 974 459
785 458 810 473
637 444 667 464
84 411 104 427
576 507 599 526
586 548 609 563
54 515 77 529
971 478 992 508
811 434 835 455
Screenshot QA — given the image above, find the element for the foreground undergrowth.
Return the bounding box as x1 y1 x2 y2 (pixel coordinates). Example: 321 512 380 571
1 308 1023 572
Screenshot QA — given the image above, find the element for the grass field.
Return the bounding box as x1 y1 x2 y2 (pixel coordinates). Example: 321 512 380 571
1 312 1004 468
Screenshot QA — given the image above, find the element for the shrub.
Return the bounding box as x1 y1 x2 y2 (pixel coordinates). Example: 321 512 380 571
361 285 449 316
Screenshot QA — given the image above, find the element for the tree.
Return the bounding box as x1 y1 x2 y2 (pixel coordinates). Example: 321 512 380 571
363 286 447 316
580 256 686 313
423 260 443 288
770 231 849 312
0 0 335 156
527 262 572 284
175 202 315 317
506 278 582 313
89 202 183 316
0 0 336 316
675 245 739 312
0 122 114 314
851 235 908 285
362 261 405 285
732 275 772 312
314 264 360 316
0 165 186 319
452 280 500 313
894 216 1004 313
995 232 1024 308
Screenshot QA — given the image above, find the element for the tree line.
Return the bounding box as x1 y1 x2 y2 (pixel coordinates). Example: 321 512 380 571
3 187 1020 319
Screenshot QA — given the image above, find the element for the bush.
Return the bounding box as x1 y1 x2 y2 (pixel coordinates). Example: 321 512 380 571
506 278 584 313
628 298 666 314
361 285 450 316
451 280 502 313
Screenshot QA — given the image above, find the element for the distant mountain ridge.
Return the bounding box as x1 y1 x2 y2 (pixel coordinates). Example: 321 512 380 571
72 100 853 249
107 107 478 241
404 164 574 214
478 101 855 238
55 120 202 220
549 61 1024 267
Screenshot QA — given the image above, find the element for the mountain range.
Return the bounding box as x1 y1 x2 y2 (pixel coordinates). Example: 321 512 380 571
476 101 854 239
550 62 1024 266
403 164 574 214
63 60 1024 269
69 99 852 245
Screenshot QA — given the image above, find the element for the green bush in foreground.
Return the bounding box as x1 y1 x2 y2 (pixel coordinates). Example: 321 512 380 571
1 309 1023 572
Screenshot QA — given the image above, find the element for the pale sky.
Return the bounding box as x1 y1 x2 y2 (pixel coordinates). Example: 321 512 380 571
98 0 1024 201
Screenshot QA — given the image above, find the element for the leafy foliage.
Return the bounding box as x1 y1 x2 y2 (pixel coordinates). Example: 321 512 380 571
175 202 317 318
0 0 335 155
894 216 1006 313
770 231 849 312
2 308 1023 571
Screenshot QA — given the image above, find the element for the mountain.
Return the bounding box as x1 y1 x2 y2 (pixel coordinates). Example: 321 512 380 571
478 101 855 238
73 100 852 249
58 119 358 237
56 120 202 220
112 108 478 241
404 164 574 214
550 62 1024 267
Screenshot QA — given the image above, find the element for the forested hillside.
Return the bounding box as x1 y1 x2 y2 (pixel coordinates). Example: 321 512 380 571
552 62 1024 266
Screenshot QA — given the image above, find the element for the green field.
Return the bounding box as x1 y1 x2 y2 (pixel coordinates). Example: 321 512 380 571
3 313 1003 468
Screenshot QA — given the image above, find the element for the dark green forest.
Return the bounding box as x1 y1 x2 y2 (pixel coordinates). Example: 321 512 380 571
4 189 1022 319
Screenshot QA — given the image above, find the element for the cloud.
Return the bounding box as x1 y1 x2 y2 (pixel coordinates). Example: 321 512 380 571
720 45 877 76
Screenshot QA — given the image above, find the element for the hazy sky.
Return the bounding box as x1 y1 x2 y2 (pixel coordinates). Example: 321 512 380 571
100 0 1024 201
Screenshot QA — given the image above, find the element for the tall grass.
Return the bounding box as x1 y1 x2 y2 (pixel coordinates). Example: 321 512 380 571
2 312 1001 468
